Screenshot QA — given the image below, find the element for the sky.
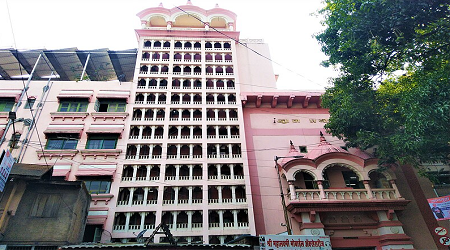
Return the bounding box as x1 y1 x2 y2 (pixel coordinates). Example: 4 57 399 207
0 0 338 91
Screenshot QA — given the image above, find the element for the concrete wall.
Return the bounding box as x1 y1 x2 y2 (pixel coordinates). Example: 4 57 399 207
1 181 90 245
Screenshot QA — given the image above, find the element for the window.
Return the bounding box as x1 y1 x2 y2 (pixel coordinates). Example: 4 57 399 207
30 194 61 217
79 177 111 194
299 146 308 153
86 134 118 149
342 171 363 189
0 97 15 112
83 225 103 242
45 134 78 150
95 99 126 112
58 98 88 112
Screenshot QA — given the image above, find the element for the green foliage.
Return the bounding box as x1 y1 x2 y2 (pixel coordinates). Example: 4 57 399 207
316 0 450 168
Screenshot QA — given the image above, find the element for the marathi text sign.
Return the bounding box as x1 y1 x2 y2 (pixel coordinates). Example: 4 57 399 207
259 235 331 250
428 195 450 221
0 150 15 192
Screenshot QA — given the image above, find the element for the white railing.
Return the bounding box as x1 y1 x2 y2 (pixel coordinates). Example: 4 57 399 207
117 200 128 206
209 199 219 204
147 200 157 205
163 200 175 205
113 225 126 231
209 223 220 228
238 222 249 228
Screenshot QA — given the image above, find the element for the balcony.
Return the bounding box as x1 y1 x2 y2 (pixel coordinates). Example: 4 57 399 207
286 187 409 213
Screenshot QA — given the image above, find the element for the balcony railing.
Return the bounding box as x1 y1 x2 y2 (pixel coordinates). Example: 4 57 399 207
292 188 400 201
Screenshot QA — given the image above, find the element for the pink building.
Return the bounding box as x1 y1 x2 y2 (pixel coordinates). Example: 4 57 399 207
0 1 446 249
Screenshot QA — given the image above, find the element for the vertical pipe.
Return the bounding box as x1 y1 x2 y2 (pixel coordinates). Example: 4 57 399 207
275 156 292 235
80 53 91 81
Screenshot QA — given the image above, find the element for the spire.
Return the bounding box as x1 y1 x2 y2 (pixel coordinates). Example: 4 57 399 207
158 2 163 7
186 0 193 5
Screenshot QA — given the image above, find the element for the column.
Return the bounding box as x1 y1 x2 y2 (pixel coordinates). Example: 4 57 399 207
132 166 138 181
187 211 193 230
218 210 224 229
216 144 220 157
230 164 235 179
175 165 180 180
136 145 141 159
214 109 218 120
215 126 219 138
143 93 148 103
189 165 193 180
227 126 231 138
217 164 221 179
288 181 296 200
177 126 182 139
125 212 131 231
189 144 194 158
174 187 179 205
172 212 178 230
190 109 194 121
178 109 182 120
317 181 326 199
143 187 149 205
218 186 223 203
228 144 233 158
225 109 230 120
153 109 157 120
225 94 229 104
138 126 143 139
190 126 194 138
188 186 193 204
177 144 181 158
141 109 146 121
390 180 402 198
128 188 135 206
151 126 156 139
233 210 238 228
363 180 374 199
155 93 159 104
231 186 236 203
140 212 146 230
149 144 154 158
146 165 151 181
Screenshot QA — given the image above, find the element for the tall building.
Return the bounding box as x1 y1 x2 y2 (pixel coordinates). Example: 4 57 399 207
0 1 447 249
117 1 255 244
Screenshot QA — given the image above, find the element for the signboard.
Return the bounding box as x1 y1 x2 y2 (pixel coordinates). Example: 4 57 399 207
259 235 331 250
439 236 450 246
435 226 448 236
428 195 450 221
0 150 15 192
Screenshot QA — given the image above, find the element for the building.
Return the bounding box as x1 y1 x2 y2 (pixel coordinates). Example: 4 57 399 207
0 163 90 247
0 1 447 249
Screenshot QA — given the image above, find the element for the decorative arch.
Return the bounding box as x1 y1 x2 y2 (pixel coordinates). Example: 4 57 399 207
172 13 205 28
322 163 364 182
367 168 395 181
148 15 168 27
209 16 228 28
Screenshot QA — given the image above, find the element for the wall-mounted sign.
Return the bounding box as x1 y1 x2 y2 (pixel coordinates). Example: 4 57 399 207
0 150 15 192
428 195 450 221
259 235 331 250
276 118 329 124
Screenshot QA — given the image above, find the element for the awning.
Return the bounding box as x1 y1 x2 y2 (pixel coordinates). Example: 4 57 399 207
96 90 130 102
75 164 117 176
0 89 22 101
86 124 124 137
43 124 84 138
57 90 94 101
52 165 71 177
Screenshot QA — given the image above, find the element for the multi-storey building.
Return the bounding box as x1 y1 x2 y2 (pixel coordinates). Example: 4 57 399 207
0 1 447 249
113 2 255 244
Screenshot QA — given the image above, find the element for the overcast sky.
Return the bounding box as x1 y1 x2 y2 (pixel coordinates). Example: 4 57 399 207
0 0 338 90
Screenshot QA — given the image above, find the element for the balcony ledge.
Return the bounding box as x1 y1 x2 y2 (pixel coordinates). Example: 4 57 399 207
91 112 128 121
287 199 410 213
37 149 78 160
91 193 114 205
50 112 89 121
80 149 122 159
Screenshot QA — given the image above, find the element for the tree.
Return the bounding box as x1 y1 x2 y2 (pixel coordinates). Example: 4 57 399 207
316 0 450 171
